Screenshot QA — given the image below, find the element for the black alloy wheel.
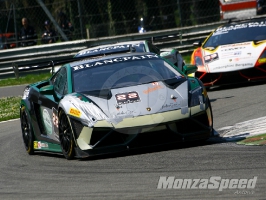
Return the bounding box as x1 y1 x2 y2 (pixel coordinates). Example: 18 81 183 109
21 106 34 155
59 110 75 160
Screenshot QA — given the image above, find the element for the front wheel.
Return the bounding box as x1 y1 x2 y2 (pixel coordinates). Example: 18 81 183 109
20 106 34 155
58 110 75 160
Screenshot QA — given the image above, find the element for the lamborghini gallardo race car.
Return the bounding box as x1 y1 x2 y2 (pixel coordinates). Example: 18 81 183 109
75 40 185 70
191 17 266 86
20 52 213 160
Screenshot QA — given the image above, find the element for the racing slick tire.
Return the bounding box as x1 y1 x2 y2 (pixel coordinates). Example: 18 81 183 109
20 106 34 155
58 110 75 160
194 97 214 145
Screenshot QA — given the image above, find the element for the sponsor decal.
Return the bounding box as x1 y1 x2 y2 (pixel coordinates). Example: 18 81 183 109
157 176 257 192
77 44 141 56
235 63 253 67
143 83 164 94
214 21 266 36
43 109 52 135
34 141 49 149
34 141 38 149
69 107 81 117
204 53 219 63
115 91 140 105
221 43 250 49
116 110 134 115
213 63 253 70
161 102 180 110
221 47 245 52
72 54 158 71
52 108 59 139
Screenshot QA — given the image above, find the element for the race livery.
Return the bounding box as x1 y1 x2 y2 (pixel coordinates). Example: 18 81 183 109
75 40 185 70
191 17 266 86
20 52 213 160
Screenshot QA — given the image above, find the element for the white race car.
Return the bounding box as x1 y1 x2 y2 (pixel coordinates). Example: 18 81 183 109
191 17 266 86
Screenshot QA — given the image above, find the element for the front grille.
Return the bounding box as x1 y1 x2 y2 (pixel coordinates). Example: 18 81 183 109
175 111 209 134
90 128 130 147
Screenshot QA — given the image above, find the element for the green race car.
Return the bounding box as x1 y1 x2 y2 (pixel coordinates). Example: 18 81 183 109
20 52 213 160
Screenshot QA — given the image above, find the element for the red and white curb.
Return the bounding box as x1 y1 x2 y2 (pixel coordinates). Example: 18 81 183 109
216 116 266 141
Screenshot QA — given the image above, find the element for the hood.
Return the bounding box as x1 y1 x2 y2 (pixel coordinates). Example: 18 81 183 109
60 78 189 127
201 42 266 73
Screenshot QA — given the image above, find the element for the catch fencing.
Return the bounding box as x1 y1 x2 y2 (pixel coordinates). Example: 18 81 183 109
0 0 235 46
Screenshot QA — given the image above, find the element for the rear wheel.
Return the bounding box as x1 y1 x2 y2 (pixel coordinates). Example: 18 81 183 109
59 110 75 160
20 106 34 155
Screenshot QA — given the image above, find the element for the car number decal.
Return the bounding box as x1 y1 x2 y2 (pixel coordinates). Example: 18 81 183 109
115 91 140 105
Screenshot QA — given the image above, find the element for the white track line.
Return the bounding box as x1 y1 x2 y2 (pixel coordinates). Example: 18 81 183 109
0 118 19 124
217 116 266 141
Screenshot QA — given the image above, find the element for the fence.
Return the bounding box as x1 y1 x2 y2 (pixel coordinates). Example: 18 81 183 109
1 0 261 49
0 0 262 79
1 0 222 48
0 19 228 79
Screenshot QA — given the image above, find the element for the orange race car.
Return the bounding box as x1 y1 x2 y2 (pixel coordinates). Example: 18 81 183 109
191 17 266 87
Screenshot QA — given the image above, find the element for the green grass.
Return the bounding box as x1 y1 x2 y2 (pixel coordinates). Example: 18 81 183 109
237 133 266 146
0 73 51 87
0 96 22 121
0 73 51 121
183 54 192 64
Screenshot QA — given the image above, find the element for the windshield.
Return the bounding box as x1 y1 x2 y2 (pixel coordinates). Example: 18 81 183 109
72 57 182 92
203 21 266 49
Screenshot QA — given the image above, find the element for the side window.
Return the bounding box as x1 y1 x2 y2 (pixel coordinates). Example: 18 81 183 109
52 68 68 95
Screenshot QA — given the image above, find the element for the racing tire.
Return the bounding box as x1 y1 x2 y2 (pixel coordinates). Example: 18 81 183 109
194 97 214 145
20 106 34 155
58 110 75 160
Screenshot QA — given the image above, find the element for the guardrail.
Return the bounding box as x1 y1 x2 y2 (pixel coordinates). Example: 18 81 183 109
0 20 226 79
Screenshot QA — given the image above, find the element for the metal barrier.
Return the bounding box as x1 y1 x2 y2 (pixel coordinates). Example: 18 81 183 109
0 20 226 79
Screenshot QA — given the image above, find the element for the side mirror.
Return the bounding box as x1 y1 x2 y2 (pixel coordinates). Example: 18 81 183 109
40 85 54 95
182 64 198 75
193 41 202 47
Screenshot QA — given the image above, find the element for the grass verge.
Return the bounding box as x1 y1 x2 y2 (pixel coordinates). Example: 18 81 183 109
237 133 266 145
0 73 51 122
0 73 51 87
0 96 22 121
